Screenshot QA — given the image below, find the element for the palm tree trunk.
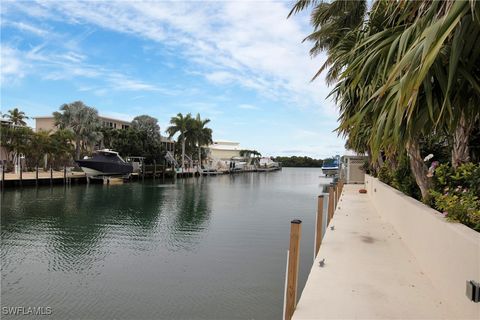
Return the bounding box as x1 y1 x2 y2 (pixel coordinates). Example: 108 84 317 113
181 138 186 169
452 111 473 169
198 145 202 169
75 137 81 160
406 139 430 200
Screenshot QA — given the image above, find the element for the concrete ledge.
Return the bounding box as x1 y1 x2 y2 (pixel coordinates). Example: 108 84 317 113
293 185 455 319
365 175 480 319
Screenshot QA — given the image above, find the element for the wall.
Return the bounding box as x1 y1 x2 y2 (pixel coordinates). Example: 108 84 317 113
35 118 56 132
209 149 240 160
365 175 480 319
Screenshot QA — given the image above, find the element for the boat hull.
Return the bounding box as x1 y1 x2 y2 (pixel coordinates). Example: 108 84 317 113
75 160 133 177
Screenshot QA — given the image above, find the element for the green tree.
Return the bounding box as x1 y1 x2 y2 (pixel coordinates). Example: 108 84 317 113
191 113 213 166
5 107 28 126
53 101 102 159
167 113 193 169
293 0 480 200
131 115 161 139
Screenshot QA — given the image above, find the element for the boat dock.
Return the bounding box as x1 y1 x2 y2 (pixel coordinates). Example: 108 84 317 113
0 166 282 188
285 179 479 320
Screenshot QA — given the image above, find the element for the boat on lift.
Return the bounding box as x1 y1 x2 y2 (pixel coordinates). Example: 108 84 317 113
257 157 280 172
76 149 133 177
321 155 340 177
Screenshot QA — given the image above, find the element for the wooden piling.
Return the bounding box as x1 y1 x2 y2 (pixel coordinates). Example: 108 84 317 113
315 195 324 257
35 166 39 186
50 166 53 185
153 160 157 178
63 166 67 184
336 183 341 204
1 165 4 189
285 219 302 320
328 186 335 223
19 162 23 185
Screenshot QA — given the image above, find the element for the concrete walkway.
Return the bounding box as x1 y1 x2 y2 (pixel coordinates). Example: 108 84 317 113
293 185 453 319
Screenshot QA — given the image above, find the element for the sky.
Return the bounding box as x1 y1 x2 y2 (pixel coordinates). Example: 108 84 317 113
0 0 345 159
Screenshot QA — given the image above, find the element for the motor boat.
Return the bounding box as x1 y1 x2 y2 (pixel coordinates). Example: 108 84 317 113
257 157 280 171
76 149 133 177
321 156 340 177
229 157 247 172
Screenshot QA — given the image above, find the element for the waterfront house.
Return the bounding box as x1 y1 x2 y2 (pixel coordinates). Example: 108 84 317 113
34 115 131 132
207 140 242 160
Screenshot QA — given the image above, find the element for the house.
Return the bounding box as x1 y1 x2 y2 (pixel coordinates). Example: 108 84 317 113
34 115 131 132
207 140 242 160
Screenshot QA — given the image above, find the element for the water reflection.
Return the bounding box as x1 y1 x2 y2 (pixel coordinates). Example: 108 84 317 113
1 169 326 320
1 180 212 274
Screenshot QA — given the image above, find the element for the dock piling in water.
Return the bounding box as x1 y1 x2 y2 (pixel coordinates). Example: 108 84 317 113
328 186 334 224
315 195 324 258
285 219 302 320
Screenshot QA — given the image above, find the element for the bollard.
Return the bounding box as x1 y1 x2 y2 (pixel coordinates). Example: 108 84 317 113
315 195 324 257
284 219 302 320
1 165 4 189
328 186 335 223
19 162 23 185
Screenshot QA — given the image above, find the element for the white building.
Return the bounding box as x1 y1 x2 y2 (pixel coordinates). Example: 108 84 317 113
207 140 242 160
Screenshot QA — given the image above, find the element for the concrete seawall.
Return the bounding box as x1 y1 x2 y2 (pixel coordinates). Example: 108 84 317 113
293 182 480 319
365 175 480 319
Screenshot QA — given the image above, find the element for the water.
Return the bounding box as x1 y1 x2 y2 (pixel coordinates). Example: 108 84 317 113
1 168 330 319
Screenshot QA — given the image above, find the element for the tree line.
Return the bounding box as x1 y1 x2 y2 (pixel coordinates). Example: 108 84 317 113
292 0 480 230
273 156 324 167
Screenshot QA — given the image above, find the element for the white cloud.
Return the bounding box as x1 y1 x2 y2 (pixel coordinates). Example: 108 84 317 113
238 104 258 110
205 71 236 85
4 1 333 112
1 46 26 84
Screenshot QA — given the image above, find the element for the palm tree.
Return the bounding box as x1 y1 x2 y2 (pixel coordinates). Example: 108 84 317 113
53 101 102 159
293 0 480 199
166 113 193 169
6 108 28 126
192 113 213 167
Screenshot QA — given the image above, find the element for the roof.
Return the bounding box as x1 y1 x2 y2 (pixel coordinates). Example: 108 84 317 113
212 140 239 145
34 115 131 124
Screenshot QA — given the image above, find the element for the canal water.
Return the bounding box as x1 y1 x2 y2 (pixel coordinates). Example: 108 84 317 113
1 168 330 319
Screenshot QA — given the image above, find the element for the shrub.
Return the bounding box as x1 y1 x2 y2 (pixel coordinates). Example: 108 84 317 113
430 163 480 231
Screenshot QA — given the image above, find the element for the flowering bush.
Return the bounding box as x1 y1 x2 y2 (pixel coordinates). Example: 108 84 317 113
430 163 480 231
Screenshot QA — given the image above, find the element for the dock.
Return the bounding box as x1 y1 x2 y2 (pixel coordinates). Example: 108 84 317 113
289 180 480 319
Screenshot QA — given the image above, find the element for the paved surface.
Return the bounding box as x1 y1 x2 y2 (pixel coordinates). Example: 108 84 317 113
293 185 453 319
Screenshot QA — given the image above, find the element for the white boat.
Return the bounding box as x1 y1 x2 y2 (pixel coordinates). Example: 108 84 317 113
229 157 247 172
257 157 280 172
321 156 340 177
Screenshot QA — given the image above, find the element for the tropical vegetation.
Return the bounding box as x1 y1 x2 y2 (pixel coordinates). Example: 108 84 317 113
274 156 324 167
166 113 213 169
1 104 214 173
291 0 480 231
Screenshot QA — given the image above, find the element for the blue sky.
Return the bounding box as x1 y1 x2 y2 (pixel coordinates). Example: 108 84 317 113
1 1 345 158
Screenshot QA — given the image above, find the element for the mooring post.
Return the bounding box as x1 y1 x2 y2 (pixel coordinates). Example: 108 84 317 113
315 195 324 258
1 165 5 189
35 165 39 186
50 166 53 185
19 162 23 185
336 183 340 205
153 160 157 178
285 219 302 320
328 186 335 223
63 165 67 184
